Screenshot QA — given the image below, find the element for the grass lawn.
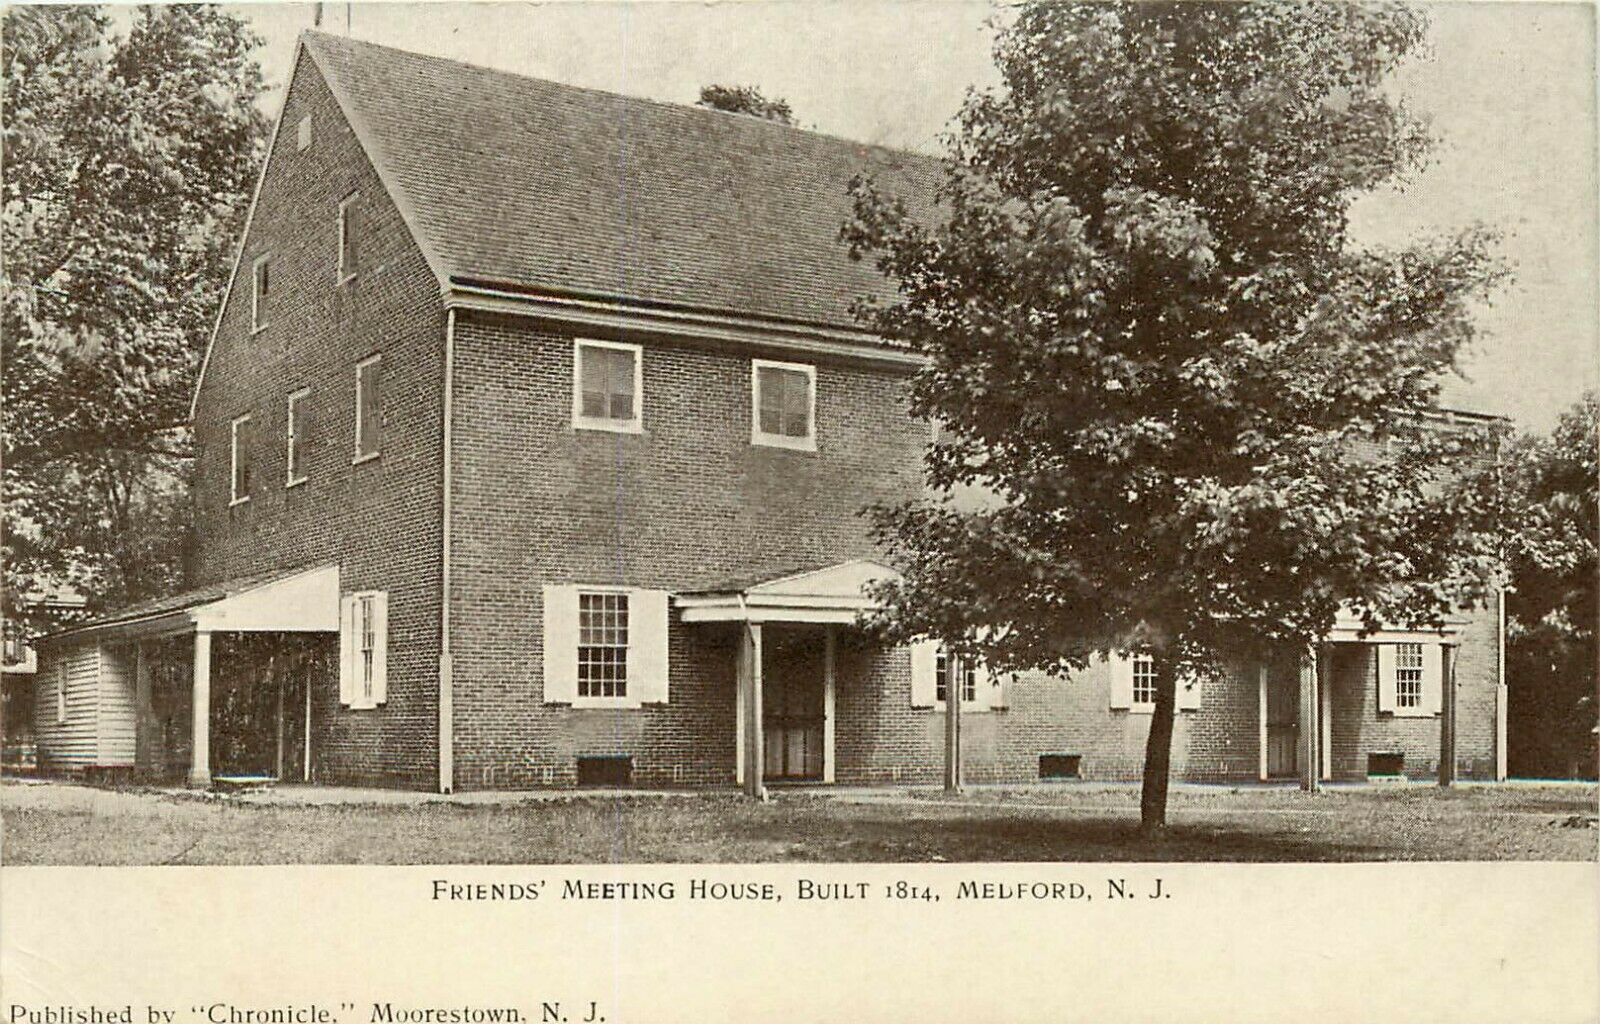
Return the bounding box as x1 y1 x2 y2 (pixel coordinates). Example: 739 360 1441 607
0 778 1594 865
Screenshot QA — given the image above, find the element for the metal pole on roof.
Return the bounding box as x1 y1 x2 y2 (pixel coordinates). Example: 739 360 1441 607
312 3 322 27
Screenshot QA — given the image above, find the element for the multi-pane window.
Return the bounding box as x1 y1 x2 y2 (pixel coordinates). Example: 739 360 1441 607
1131 655 1157 707
251 255 271 332
355 355 381 461
230 414 252 504
337 193 359 282
752 360 815 447
934 650 977 704
573 340 640 430
577 592 629 698
1395 642 1424 709
357 594 377 703
286 388 310 486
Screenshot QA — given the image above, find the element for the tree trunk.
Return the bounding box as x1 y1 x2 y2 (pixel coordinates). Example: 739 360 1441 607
1139 657 1178 834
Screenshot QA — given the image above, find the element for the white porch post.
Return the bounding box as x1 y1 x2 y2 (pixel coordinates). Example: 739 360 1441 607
1319 649 1333 781
1496 589 1508 781
189 630 212 789
740 623 766 800
822 626 837 784
134 641 154 777
1298 647 1320 792
1257 664 1269 782
943 654 962 793
1439 642 1459 787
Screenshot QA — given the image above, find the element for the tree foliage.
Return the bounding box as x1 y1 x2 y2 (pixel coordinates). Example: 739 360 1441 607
844 1 1509 827
2 5 266 631
697 83 795 125
1505 393 1598 778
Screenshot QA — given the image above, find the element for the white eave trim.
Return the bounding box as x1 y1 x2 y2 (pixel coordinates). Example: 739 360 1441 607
443 283 927 369
676 592 878 624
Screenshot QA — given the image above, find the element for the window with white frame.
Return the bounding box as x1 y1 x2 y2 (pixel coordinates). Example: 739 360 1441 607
751 359 815 449
935 649 978 704
230 414 252 504
572 339 641 432
296 114 312 151
354 355 381 461
1394 642 1424 709
577 592 629 699
338 590 387 709
357 594 377 704
337 193 359 283
1131 654 1157 708
251 254 271 333
286 388 310 486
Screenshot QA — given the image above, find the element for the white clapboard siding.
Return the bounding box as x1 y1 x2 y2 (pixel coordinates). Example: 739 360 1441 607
97 644 138 766
34 642 102 767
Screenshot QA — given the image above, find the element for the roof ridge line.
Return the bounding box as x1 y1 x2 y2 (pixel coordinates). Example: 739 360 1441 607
297 28 943 165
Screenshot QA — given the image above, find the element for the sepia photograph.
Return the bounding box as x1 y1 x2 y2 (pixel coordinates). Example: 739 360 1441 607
5 3 1599 1020
1 0 1596 876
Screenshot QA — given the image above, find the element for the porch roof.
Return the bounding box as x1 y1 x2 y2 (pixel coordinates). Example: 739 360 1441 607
41 564 341 645
676 559 900 624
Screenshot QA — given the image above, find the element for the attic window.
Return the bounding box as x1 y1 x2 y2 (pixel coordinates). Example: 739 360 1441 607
297 115 312 151
251 254 271 333
337 193 359 283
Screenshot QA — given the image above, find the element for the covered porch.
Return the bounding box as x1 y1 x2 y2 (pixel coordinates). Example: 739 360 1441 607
677 560 895 799
39 565 340 788
1259 609 1475 790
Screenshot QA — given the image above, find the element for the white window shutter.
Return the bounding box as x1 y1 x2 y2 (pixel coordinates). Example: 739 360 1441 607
338 595 355 706
1376 645 1397 713
909 640 938 708
1423 642 1444 715
629 588 670 704
541 585 579 704
1108 653 1134 709
981 661 1008 709
371 592 388 705
1177 670 1203 711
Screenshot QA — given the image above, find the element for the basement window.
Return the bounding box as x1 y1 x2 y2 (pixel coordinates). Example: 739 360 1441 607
1368 752 1406 777
1039 754 1082 780
576 755 633 787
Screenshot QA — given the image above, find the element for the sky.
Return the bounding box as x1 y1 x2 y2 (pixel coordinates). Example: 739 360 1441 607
217 1 1597 431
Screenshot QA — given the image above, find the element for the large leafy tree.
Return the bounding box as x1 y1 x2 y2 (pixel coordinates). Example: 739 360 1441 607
2 6 266 631
1505 393 1597 778
846 2 1508 830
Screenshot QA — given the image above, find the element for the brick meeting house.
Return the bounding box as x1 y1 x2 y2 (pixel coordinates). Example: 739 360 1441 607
31 32 1508 793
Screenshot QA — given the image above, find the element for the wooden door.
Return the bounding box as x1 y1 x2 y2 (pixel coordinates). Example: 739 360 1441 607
762 630 824 781
1265 662 1298 777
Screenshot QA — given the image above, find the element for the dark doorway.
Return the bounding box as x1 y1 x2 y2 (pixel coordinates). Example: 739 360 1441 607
1266 661 1299 778
762 627 824 781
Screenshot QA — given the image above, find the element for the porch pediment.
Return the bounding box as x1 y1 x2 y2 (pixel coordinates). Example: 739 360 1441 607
677 559 900 623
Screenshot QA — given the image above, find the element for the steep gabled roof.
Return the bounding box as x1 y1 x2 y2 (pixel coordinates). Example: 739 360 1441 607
300 31 943 331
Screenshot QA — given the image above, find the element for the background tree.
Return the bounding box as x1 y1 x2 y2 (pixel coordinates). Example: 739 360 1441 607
1505 393 1597 778
845 1 1509 831
697 83 795 125
2 5 267 633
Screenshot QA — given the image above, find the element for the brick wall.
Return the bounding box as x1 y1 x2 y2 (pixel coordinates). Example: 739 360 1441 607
191 49 445 788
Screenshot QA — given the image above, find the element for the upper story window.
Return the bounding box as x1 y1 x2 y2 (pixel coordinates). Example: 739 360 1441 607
337 193 359 283
572 339 642 433
934 649 978 705
286 388 310 487
354 355 381 462
751 359 815 451
1394 642 1424 709
577 591 630 699
230 413 252 505
251 255 271 333
297 114 312 151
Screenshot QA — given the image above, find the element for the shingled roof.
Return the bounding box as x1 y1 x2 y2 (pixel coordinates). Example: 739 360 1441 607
301 31 943 331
